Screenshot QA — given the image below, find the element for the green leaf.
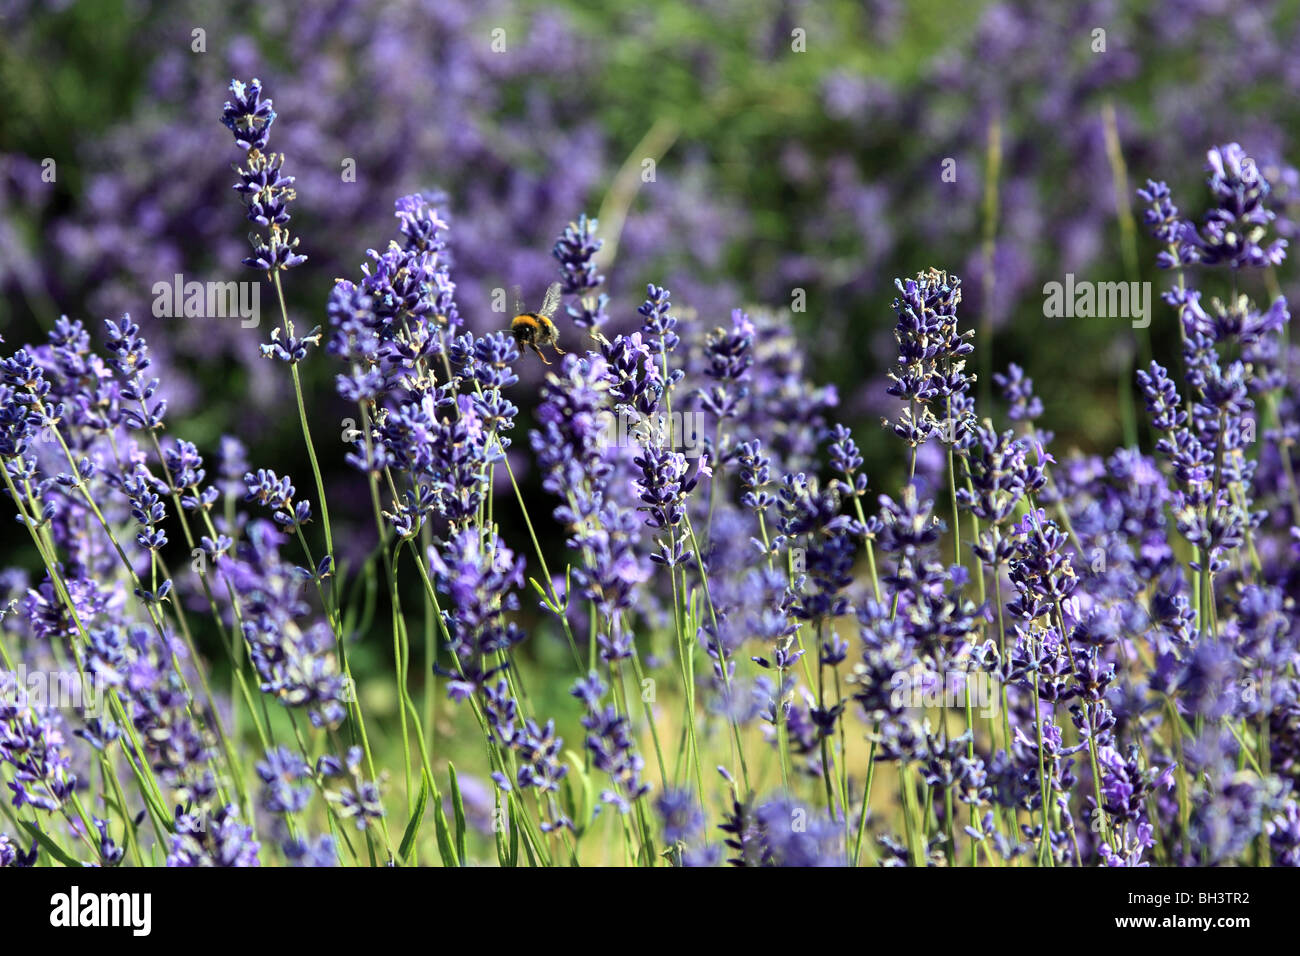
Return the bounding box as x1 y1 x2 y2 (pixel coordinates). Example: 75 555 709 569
448 762 467 866
398 772 430 864
21 821 83 868
560 776 578 832
519 812 537 868
528 576 556 611
564 749 595 833
506 797 520 868
494 792 509 868
432 781 457 868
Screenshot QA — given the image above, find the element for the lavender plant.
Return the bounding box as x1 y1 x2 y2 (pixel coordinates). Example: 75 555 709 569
10 0 1300 467
0 73 1297 870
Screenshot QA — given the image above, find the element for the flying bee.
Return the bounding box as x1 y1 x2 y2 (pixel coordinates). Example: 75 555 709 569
510 282 566 365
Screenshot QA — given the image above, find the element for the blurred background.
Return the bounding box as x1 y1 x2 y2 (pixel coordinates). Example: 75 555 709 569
5 0 1299 457
3 0 1300 814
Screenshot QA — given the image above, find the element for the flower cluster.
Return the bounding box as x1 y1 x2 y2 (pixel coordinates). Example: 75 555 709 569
882 268 974 457
221 79 306 273
2 63 1299 872
554 215 609 331
0 671 77 812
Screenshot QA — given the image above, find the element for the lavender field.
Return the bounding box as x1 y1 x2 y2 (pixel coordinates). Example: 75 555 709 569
1 0 1298 881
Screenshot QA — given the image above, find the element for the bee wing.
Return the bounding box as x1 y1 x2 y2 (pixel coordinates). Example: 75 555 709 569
539 281 563 319
512 284 524 316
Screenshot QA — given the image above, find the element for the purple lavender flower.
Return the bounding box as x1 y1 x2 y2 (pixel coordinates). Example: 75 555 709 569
382 394 492 533
697 309 755 420
992 363 1042 422
882 268 973 457
638 284 681 362
0 832 38 867
827 423 869 499
1006 509 1077 622
222 521 347 728
216 436 249 499
957 422 1036 524
283 834 338 867
162 439 218 513
734 439 776 516
427 529 524 700
601 331 663 419
0 670 77 811
122 464 168 552
731 311 838 475
554 215 603 296
482 682 569 812
221 78 307 273
530 355 651 661
92 817 125 867
117 623 222 805
1194 144 1288 269
333 768 386 832
1137 179 1199 270
633 444 698 531
167 804 260 867
554 215 609 330
656 788 705 845
719 795 844 867
244 467 312 531
1137 361 1186 435
256 746 313 815
103 315 166 431
1269 800 1300 866
572 672 651 813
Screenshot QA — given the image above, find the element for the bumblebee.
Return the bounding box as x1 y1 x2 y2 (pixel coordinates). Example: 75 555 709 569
510 281 566 364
